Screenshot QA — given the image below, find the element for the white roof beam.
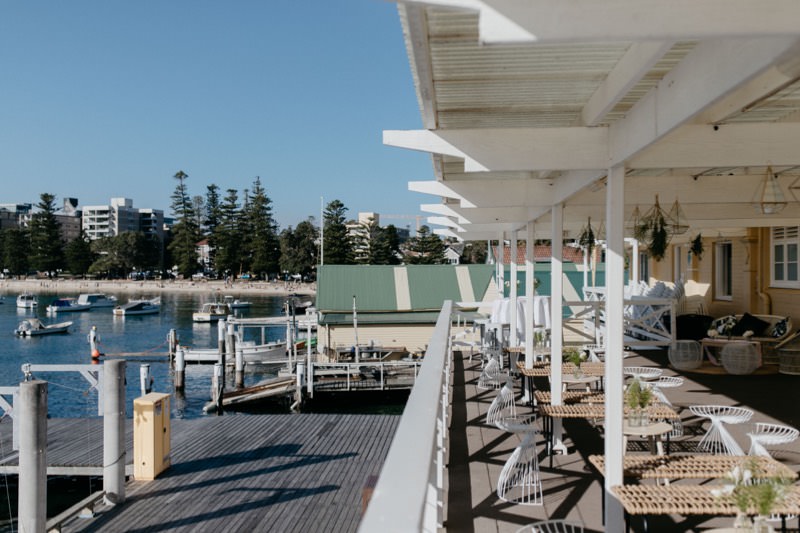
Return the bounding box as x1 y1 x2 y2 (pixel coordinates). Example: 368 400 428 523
582 42 674 126
422 203 536 225
411 178 554 208
631 123 800 169
384 127 609 172
399 4 438 129
609 37 800 166
409 0 800 44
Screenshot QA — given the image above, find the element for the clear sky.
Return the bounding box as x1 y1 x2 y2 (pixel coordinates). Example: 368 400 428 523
0 1 433 230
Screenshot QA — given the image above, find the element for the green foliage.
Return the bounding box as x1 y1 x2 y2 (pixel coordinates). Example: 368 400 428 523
564 347 584 367
715 458 792 515
246 177 280 278
459 241 488 264
167 170 201 277
578 217 596 257
353 217 401 265
403 225 445 264
28 193 64 273
322 200 354 265
625 379 653 409
2 227 30 276
279 219 319 278
635 195 672 261
64 231 96 276
691 233 704 260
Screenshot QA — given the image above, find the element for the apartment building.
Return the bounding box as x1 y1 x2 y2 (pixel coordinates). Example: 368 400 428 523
82 198 164 240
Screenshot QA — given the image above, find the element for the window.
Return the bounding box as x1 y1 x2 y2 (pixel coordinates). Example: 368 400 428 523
715 242 732 300
771 226 799 288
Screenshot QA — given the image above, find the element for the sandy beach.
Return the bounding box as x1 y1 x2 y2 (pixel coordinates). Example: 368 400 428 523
0 278 316 297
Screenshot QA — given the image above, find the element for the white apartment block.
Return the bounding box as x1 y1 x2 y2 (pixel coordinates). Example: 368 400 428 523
82 198 164 240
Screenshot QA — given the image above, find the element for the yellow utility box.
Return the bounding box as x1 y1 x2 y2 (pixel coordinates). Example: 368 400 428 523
133 392 171 480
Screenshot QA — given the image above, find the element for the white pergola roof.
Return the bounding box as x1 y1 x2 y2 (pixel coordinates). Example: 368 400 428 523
386 0 800 241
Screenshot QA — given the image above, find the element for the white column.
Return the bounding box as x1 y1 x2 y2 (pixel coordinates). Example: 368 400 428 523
497 233 505 300
604 164 626 532
524 221 536 368
550 204 564 403
510 231 518 347
631 238 640 286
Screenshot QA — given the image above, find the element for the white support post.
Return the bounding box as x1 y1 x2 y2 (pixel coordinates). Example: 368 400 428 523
104 359 126 505
524 220 536 369
550 203 566 455
510 231 518 348
18 380 47 533
631 238 640 286
604 164 627 532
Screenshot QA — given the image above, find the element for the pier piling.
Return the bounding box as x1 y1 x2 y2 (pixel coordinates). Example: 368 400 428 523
211 363 224 416
174 348 185 392
217 319 226 359
104 359 126 505
19 379 47 533
235 348 244 389
139 364 151 396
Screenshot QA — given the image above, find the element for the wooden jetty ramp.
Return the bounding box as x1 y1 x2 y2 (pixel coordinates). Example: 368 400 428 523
0 413 399 532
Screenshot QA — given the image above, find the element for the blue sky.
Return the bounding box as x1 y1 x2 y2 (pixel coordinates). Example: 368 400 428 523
0 1 432 230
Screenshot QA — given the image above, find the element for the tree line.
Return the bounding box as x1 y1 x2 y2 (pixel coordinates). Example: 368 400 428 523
0 171 478 280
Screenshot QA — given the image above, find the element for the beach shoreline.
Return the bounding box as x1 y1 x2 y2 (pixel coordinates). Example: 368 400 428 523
0 278 316 297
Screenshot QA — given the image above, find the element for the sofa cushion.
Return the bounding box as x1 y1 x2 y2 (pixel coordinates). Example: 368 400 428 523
770 317 790 338
730 312 770 337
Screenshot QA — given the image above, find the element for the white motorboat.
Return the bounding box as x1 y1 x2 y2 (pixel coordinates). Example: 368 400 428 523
223 295 252 309
16 293 38 309
192 302 231 323
15 318 73 336
181 340 287 364
77 293 118 308
113 298 161 316
46 297 92 314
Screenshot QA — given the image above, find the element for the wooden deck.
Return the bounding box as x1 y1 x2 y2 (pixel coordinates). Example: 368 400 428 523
0 413 398 532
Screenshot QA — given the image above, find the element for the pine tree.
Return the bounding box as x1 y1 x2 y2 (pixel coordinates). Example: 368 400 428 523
204 184 222 274
167 170 201 278
64 230 96 276
279 219 319 278
322 199 354 264
404 225 446 264
247 177 280 279
2 227 30 276
214 188 241 277
28 193 64 275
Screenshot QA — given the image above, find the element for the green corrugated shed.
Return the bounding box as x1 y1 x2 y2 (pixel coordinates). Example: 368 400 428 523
317 264 494 325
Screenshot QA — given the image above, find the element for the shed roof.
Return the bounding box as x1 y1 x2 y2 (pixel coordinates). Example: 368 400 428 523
316 264 494 314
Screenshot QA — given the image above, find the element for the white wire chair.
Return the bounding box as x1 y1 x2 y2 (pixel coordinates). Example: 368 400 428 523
668 340 703 371
515 519 583 532
486 377 516 428
478 354 506 390
623 366 663 381
646 376 684 407
497 423 543 506
689 405 753 455
747 422 800 457
720 342 760 375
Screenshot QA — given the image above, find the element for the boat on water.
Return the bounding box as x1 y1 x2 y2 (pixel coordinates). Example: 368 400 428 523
46 297 92 314
182 339 287 364
76 293 118 308
223 295 252 309
192 302 231 323
16 293 38 309
113 297 161 316
15 318 73 336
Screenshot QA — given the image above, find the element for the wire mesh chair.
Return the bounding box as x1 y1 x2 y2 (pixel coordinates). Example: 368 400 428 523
623 366 663 382
497 421 543 506
478 354 506 390
646 376 684 407
720 342 760 375
689 405 753 455
515 519 583 532
668 340 703 371
747 422 800 457
486 377 517 428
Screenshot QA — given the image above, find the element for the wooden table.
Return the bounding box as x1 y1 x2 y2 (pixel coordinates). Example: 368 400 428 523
623 420 673 455
612 484 800 533
589 454 796 482
534 390 605 405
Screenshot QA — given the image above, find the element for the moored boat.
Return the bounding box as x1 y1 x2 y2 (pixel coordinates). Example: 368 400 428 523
77 293 118 308
192 302 231 323
181 340 287 364
46 297 92 314
223 295 252 309
113 298 161 316
15 318 73 336
16 293 38 309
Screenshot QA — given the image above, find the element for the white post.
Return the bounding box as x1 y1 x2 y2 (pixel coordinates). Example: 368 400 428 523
604 164 626 531
18 380 47 532
353 295 360 363
510 231 518 348
235 348 244 389
320 196 324 266
525 220 536 369
104 360 126 505
139 364 150 396
212 363 224 416
550 203 566 455
217 319 226 359
631 238 640 286
174 348 185 392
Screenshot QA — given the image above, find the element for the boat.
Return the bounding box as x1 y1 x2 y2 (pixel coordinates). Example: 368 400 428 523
192 302 231 323
202 376 295 413
76 293 118 308
46 297 92 314
16 293 38 309
113 298 161 316
181 340 287 364
223 295 252 309
15 318 73 336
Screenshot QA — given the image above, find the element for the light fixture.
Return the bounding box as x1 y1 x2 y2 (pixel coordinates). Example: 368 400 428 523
752 165 788 215
667 198 689 235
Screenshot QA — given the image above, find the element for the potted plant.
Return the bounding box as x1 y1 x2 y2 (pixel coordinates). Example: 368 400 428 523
690 233 704 260
625 379 653 426
712 458 792 531
564 347 585 378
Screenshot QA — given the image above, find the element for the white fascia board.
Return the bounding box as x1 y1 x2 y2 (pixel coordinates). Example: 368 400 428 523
472 0 800 43
420 203 466 222
385 128 609 172
411 178 554 209
630 123 800 169
400 4 438 129
426 204 536 225
427 216 462 229
408 181 465 202
582 41 674 127
610 37 800 166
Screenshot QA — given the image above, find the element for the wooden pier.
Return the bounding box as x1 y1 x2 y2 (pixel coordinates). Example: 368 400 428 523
0 413 399 532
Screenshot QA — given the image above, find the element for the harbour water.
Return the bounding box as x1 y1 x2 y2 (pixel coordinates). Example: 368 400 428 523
0 290 289 419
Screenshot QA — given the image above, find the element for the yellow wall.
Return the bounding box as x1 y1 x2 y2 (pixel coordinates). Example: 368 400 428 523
319 324 435 357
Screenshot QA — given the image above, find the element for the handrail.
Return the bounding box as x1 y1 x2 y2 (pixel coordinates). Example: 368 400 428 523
358 300 453 533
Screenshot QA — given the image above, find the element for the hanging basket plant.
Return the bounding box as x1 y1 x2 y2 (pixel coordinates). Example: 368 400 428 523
635 195 672 261
691 233 704 260
578 216 596 257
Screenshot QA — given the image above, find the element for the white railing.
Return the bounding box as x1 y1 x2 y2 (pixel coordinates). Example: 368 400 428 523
358 300 453 533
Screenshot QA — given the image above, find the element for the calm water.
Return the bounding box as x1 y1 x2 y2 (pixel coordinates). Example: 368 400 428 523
0 290 289 419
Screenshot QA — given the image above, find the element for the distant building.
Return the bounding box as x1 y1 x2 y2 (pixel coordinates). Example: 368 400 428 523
0 203 32 230
82 198 164 240
55 198 82 241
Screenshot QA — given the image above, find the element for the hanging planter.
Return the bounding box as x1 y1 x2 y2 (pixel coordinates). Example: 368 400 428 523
690 233 704 260
578 217 596 258
635 195 672 261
